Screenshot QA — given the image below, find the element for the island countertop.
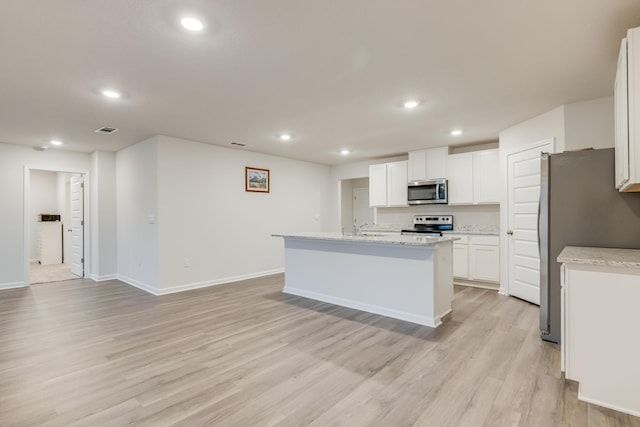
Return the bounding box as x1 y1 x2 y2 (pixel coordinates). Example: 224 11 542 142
272 232 459 246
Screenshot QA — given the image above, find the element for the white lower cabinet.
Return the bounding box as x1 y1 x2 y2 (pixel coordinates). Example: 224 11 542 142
450 234 499 283
451 235 469 278
562 261 640 417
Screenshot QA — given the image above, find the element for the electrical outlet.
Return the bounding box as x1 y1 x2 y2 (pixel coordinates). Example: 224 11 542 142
184 258 191 268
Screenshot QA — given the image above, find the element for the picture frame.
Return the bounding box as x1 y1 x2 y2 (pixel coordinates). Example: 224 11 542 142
245 167 270 193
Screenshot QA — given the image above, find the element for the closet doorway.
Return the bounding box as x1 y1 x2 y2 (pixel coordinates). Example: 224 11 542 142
25 168 86 285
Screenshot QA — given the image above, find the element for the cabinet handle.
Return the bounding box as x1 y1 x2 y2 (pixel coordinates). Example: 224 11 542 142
507 230 513 235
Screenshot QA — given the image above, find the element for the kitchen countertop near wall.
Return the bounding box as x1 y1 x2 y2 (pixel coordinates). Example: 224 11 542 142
361 224 499 236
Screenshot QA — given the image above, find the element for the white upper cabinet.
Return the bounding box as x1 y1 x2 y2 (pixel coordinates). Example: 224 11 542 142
387 161 408 206
615 37 630 189
472 149 500 203
616 27 640 192
447 153 473 204
448 149 500 205
369 161 408 207
369 163 388 207
407 147 448 182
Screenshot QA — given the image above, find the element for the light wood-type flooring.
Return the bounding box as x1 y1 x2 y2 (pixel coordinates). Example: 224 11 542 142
1 275 638 426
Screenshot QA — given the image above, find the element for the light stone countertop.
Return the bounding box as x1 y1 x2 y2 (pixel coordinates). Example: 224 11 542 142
557 246 640 269
359 224 499 236
273 232 459 247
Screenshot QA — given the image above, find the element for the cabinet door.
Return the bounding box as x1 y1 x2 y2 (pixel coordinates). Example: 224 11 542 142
473 149 500 203
369 164 387 207
447 153 473 204
622 27 640 191
615 37 630 189
425 146 448 179
469 244 500 282
387 161 408 206
452 243 469 279
408 150 427 182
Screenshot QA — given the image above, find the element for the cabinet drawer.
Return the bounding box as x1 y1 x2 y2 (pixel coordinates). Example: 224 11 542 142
468 235 499 246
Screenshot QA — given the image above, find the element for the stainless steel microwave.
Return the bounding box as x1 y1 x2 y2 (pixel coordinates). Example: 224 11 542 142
407 179 448 205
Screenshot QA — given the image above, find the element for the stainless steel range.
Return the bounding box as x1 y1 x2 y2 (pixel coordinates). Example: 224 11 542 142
401 215 453 236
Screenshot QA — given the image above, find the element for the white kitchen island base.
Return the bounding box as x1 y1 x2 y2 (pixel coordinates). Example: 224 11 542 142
276 233 456 328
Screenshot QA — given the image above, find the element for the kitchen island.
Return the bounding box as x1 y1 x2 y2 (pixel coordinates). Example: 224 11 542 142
273 232 458 328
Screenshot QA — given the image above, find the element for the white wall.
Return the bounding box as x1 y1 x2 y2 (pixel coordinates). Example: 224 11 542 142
91 151 117 279
564 96 614 151
0 142 91 289
155 135 332 293
116 137 159 292
29 170 58 261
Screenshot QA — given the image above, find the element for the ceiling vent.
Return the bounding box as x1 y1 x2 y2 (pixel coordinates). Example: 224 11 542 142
94 126 119 134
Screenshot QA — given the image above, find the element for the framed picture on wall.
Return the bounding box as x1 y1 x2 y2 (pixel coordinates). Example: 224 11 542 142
245 167 270 193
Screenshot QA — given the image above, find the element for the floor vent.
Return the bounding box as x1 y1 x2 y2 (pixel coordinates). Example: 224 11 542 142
94 126 119 134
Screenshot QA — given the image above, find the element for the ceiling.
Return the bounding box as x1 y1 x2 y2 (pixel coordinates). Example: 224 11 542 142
1 1 640 165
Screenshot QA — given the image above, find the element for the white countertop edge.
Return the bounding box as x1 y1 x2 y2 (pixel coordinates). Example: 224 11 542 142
273 232 459 246
557 246 640 269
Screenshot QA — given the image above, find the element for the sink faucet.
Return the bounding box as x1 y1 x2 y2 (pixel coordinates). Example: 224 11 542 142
352 223 372 235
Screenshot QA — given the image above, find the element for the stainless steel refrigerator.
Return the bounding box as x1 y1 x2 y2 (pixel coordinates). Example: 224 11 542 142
539 148 640 343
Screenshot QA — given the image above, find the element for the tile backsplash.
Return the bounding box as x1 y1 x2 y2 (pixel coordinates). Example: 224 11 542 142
376 204 499 229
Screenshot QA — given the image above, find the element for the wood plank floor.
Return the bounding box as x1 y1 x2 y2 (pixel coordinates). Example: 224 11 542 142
1 275 638 427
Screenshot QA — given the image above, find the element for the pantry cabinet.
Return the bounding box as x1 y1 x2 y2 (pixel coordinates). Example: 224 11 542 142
407 147 448 182
615 26 640 192
447 149 499 205
369 161 408 207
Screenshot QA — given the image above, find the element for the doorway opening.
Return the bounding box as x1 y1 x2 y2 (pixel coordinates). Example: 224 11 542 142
24 167 88 285
340 177 374 233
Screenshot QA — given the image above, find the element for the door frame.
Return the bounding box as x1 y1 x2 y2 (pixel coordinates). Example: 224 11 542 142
499 137 554 296
23 165 90 286
352 186 374 228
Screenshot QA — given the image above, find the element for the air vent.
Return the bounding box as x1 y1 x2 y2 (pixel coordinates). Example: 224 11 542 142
94 126 119 134
230 142 248 147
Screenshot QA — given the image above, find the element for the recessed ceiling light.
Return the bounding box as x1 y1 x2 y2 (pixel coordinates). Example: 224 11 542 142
279 133 292 141
181 17 204 32
403 100 420 109
450 129 463 136
340 149 350 155
50 140 63 146
101 89 121 99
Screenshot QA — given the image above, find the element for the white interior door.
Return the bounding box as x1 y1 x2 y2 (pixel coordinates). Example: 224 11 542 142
353 187 374 228
507 141 553 304
70 175 84 277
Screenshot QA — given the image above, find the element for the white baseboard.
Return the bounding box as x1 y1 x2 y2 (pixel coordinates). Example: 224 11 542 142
283 286 443 328
89 273 118 282
498 287 509 296
117 275 160 296
159 268 284 295
453 278 499 291
0 281 28 290
117 269 284 296
578 387 640 418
